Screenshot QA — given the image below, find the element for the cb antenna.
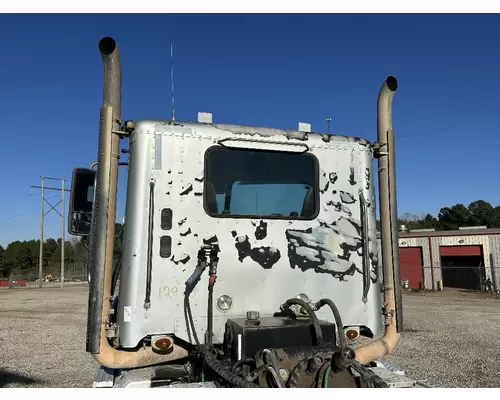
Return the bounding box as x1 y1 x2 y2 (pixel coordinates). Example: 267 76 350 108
170 31 175 122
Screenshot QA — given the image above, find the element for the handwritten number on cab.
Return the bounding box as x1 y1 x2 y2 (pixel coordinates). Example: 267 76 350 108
159 285 178 299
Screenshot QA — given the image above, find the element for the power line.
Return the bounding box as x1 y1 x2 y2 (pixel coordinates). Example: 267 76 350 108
0 194 59 218
394 99 500 140
0 201 37 217
397 118 490 140
0 181 69 211
30 185 70 192
396 99 500 130
3 195 60 220
0 193 35 209
342 98 500 141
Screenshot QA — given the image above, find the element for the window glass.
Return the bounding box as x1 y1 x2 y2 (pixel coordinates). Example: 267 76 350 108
204 147 318 219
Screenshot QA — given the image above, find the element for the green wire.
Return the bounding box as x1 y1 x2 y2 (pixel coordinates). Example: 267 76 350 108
323 366 332 388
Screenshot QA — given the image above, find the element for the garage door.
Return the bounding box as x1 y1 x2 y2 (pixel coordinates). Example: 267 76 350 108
399 247 424 289
439 245 482 257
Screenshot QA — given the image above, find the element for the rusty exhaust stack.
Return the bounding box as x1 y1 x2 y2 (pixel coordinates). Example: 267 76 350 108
354 76 402 365
87 37 187 369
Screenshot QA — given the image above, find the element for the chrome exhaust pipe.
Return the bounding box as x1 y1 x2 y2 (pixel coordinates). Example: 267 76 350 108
88 37 188 368
355 76 401 365
98 37 122 115
377 76 403 333
86 36 122 354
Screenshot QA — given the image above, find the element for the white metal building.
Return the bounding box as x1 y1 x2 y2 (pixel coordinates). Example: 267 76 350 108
377 227 500 292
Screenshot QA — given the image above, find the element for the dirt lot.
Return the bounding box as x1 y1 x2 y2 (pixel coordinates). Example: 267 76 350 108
0 285 98 388
0 286 499 388
381 290 500 387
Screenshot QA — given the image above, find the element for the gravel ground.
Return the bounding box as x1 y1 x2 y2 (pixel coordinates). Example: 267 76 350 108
0 286 499 388
0 285 98 388
380 291 500 388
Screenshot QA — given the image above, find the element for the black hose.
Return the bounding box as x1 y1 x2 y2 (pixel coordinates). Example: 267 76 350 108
266 366 285 388
184 300 193 344
111 223 125 296
231 358 254 372
184 293 201 346
203 348 259 388
206 245 218 349
314 298 347 350
314 298 356 372
283 298 323 345
207 283 214 347
183 254 208 347
245 363 271 382
111 256 121 296
350 360 389 388
262 349 285 388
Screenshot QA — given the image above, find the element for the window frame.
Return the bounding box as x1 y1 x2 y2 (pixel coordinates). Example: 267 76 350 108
202 145 321 221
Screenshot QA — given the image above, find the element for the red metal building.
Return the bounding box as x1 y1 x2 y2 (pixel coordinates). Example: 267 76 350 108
378 227 500 292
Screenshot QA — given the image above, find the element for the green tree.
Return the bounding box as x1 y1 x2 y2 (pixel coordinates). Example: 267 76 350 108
4 241 38 277
494 206 500 227
438 204 470 230
43 238 59 267
72 236 89 262
0 245 9 278
49 240 77 264
467 200 495 227
419 213 439 229
398 212 420 230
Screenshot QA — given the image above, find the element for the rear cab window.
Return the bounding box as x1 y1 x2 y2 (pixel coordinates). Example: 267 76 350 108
204 147 319 220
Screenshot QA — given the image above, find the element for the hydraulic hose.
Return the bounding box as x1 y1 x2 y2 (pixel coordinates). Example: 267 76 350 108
267 366 285 388
183 247 209 347
322 366 332 388
203 348 259 388
314 298 355 371
110 256 121 297
184 293 201 346
245 363 271 382
231 358 254 371
349 360 389 388
262 349 285 388
207 246 218 348
314 298 347 350
207 282 214 347
282 298 323 345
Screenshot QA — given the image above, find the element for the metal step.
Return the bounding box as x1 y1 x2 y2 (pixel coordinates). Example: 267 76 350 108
92 367 115 388
368 367 418 388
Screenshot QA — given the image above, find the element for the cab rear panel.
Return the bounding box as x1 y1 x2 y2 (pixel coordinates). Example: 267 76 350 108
116 120 381 348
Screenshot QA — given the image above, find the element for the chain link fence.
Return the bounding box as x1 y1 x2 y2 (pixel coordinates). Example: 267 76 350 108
0 261 89 289
399 264 500 294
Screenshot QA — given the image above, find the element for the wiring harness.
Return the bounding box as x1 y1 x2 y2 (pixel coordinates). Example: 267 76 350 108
182 246 384 388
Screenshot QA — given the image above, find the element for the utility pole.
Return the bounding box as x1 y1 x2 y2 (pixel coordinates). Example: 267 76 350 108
31 177 70 288
38 177 45 288
61 179 65 287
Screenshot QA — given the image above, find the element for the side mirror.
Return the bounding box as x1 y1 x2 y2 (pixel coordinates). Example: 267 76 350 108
68 168 96 236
